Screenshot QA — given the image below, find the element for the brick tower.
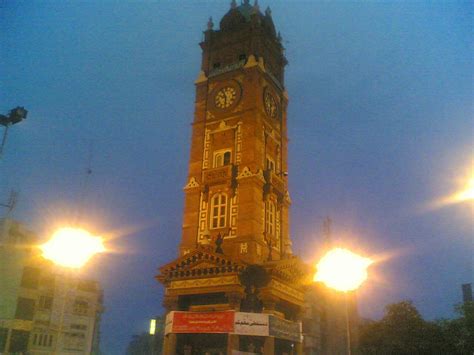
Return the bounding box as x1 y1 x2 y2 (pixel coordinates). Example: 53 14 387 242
157 2 310 354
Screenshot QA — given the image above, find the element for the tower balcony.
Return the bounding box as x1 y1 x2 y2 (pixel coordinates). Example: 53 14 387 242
264 170 286 196
203 165 233 186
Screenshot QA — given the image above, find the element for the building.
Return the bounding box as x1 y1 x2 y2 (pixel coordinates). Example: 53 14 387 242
156 2 313 354
0 218 103 354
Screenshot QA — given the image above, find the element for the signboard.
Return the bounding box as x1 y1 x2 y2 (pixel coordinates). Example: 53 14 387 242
171 311 235 333
233 312 269 336
269 315 302 343
164 311 302 342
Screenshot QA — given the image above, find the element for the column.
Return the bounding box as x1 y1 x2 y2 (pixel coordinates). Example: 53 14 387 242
263 336 275 355
226 291 244 354
227 334 239 355
162 295 179 355
295 307 305 355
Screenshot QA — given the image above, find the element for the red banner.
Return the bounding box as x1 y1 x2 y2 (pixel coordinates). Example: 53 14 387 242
172 311 235 333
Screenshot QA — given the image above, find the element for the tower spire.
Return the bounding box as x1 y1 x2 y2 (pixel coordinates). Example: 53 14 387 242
230 0 237 9
207 16 214 30
254 0 260 11
265 6 272 17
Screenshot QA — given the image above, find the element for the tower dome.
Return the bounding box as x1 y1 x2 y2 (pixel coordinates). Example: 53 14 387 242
219 0 276 37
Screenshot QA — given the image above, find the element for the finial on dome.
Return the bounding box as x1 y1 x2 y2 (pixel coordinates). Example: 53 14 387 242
230 0 237 9
265 6 272 16
243 0 250 5
207 17 214 30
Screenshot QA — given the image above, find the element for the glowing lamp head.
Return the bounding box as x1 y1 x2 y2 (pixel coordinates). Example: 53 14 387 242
454 177 474 203
314 248 373 292
40 227 105 268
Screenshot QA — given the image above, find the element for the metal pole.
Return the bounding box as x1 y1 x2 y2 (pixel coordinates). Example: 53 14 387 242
345 292 352 355
0 124 10 159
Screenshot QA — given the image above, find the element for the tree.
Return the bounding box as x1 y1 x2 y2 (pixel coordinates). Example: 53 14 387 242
359 301 474 355
359 301 426 354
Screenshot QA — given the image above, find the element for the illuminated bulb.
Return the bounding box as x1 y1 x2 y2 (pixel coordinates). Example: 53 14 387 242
454 177 474 203
40 227 105 268
314 248 373 292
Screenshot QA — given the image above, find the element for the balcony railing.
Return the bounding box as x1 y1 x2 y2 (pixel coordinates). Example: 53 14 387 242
203 165 233 186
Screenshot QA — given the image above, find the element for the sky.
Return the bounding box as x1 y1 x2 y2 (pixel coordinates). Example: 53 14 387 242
1 1 473 354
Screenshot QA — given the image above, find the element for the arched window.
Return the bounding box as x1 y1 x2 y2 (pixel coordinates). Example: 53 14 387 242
213 150 232 168
210 193 227 229
265 200 276 235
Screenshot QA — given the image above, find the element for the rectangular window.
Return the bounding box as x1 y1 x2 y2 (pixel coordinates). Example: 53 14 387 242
9 330 29 353
73 299 89 316
38 295 53 310
15 297 35 320
71 324 87 331
265 201 276 236
210 194 227 229
266 157 275 172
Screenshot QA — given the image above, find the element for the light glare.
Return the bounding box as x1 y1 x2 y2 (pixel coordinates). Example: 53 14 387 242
149 319 156 335
314 248 373 292
40 227 105 268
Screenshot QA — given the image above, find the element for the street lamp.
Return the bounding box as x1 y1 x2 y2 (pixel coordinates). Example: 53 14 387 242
40 227 105 268
0 106 28 158
40 227 105 354
314 248 373 355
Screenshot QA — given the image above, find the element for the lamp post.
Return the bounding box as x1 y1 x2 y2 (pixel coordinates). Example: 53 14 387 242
0 106 28 158
314 248 373 355
40 227 105 354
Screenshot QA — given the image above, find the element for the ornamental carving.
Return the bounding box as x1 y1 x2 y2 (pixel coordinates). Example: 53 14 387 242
203 165 232 186
237 167 266 183
268 279 305 302
170 276 239 290
184 177 200 190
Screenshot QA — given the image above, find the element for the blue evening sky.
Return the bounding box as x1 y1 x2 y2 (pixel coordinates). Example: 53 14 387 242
1 1 472 354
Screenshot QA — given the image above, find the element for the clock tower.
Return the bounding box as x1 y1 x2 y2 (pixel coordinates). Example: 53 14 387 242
157 2 310 354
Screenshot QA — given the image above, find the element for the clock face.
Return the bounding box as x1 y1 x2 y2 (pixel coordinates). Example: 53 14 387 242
264 91 278 118
214 86 237 109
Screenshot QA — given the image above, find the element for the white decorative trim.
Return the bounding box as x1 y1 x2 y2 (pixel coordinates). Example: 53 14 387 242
195 70 207 84
235 122 242 164
210 120 237 133
257 56 265 71
237 166 253 179
198 192 209 242
202 129 211 169
255 169 266 183
275 206 281 251
237 166 266 183
230 193 238 236
244 54 258 68
183 177 200 190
